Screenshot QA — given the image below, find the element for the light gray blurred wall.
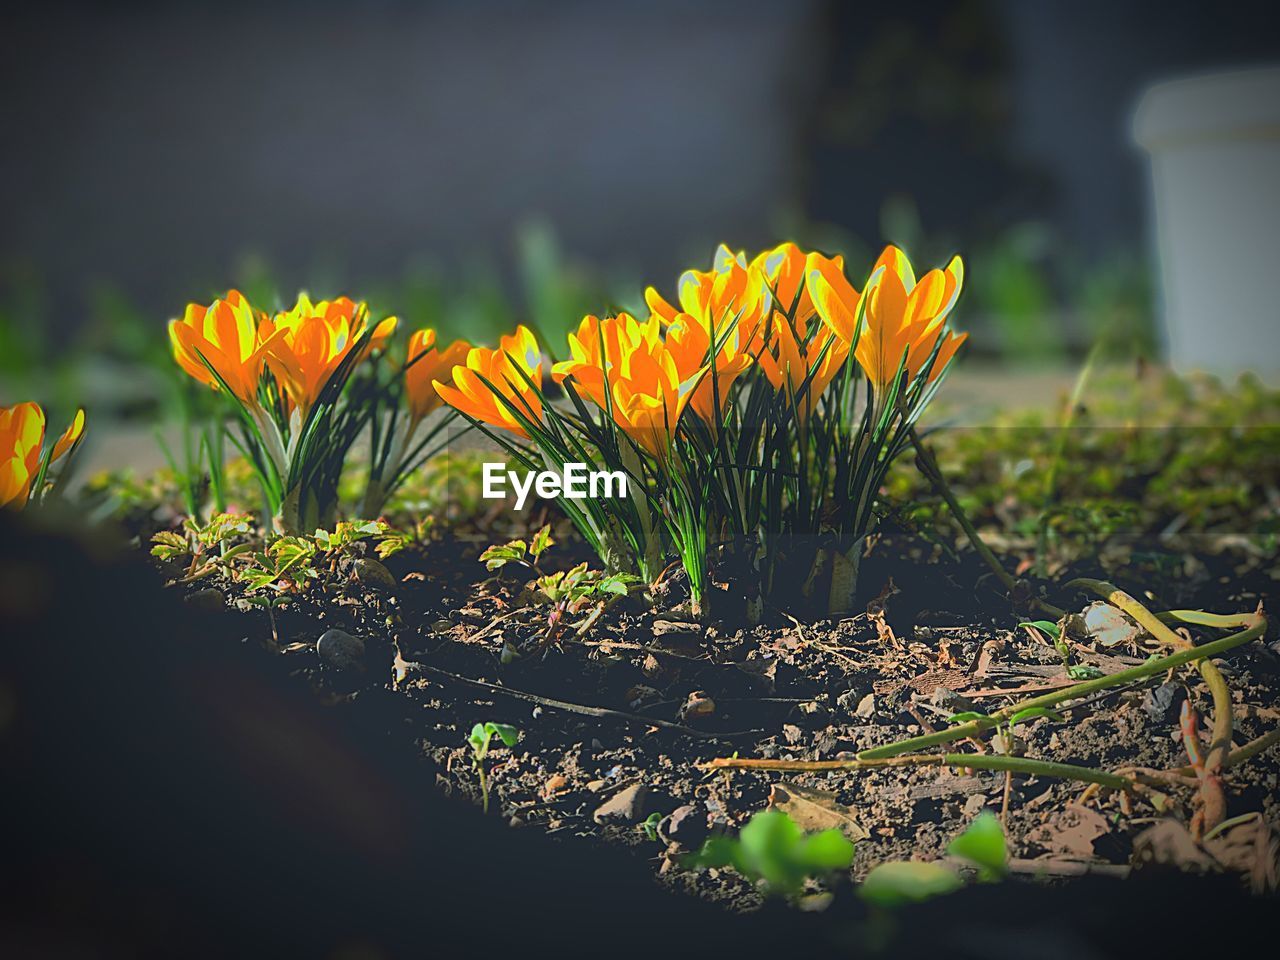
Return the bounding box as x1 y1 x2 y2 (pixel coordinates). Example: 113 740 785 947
1 0 819 325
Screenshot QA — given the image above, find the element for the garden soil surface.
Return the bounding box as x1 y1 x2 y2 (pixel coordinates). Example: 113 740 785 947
160 522 1280 910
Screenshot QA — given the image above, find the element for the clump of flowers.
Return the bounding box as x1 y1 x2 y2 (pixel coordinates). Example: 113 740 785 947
169 290 400 532
432 239 969 619
0 402 86 510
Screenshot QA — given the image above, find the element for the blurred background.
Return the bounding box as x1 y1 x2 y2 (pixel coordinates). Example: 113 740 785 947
3 0 1279 425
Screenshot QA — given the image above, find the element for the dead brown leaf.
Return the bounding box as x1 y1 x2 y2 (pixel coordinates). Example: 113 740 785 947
1025 804 1111 859
768 782 869 842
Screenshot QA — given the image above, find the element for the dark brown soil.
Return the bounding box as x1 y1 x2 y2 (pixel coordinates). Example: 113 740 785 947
156 520 1280 911
5 508 1278 958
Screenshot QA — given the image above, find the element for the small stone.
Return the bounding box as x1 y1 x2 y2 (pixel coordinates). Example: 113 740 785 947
641 654 661 677
929 686 976 713
353 558 397 591
962 795 987 818
184 587 225 612
836 688 868 716
585 779 607 793
798 700 828 719
593 784 648 825
316 628 365 672
1143 682 1181 723
855 694 877 719
781 724 805 745
991 731 1025 756
666 804 707 847
680 691 716 721
1083 601 1142 648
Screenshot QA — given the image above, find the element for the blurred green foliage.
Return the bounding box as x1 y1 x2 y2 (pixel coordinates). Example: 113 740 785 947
886 367 1280 588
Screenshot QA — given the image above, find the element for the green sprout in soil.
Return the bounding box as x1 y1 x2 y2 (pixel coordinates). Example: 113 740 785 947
482 524 640 646
640 812 663 843
686 809 855 899
860 812 1007 907
467 721 520 814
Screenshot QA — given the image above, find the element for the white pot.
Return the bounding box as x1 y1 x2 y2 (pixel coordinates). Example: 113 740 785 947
1133 66 1280 378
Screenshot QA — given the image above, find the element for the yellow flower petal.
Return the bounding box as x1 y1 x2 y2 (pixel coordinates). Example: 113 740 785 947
50 408 86 463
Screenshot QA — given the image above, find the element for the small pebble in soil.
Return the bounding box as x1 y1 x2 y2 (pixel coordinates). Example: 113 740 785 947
1143 682 1182 722
353 558 397 591
316 628 366 672
855 694 877 719
680 691 716 720
593 783 648 824
666 803 707 848
929 686 977 713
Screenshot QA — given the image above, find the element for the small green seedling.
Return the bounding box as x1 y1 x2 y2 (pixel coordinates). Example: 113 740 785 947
945 810 1008 881
1020 617 1072 665
479 523 555 572
151 512 255 579
859 860 962 907
686 809 855 898
1020 616 1104 681
239 536 320 593
641 812 664 842
467 721 520 814
481 525 637 644
860 811 1008 907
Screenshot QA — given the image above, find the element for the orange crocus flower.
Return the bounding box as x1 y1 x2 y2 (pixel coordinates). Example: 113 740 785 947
404 329 471 422
434 325 544 438
169 290 279 406
663 314 751 425
645 244 772 357
552 313 664 410
552 313 693 459
262 295 397 417
751 242 846 328
756 312 850 423
810 245 966 391
1 402 86 509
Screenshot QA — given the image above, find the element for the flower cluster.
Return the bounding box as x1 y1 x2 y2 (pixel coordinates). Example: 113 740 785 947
157 237 965 616
1 402 86 510
168 289 468 532
430 241 968 617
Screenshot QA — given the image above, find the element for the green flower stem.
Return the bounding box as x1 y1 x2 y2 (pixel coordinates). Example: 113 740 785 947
705 752 1134 790
856 612 1266 761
